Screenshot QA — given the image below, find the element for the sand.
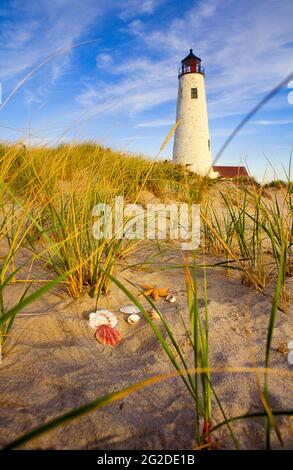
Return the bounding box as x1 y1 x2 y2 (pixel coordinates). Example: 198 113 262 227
0 243 292 450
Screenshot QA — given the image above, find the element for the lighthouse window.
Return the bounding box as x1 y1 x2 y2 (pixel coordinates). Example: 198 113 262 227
191 88 198 99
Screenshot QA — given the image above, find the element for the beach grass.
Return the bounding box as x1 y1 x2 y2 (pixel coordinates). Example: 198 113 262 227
0 140 292 448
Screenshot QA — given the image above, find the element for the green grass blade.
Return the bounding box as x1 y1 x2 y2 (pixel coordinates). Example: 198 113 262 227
0 274 66 326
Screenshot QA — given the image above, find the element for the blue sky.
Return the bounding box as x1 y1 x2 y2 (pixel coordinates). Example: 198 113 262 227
0 0 292 181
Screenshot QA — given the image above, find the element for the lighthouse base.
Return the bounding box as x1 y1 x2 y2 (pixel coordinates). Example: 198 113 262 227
173 158 218 178
207 169 219 179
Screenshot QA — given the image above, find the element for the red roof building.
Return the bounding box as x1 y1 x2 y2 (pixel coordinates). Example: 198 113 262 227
213 166 248 178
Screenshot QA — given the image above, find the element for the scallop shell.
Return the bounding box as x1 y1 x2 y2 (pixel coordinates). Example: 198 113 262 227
95 325 122 346
165 294 176 303
88 309 118 329
127 314 140 325
119 304 140 314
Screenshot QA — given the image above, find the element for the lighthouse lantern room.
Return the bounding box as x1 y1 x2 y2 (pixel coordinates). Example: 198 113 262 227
178 49 205 76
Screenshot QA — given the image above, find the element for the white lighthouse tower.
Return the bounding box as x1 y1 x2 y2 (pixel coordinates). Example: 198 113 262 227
173 49 214 177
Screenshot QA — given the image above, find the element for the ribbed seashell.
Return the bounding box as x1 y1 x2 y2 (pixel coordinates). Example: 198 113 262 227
119 304 140 314
127 313 140 325
165 294 176 303
88 309 118 329
95 325 122 346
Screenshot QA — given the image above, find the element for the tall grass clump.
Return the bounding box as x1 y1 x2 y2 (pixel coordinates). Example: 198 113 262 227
2 142 206 203
201 167 292 306
21 146 135 299
263 244 287 448
0 172 48 360
106 257 239 449
0 139 206 300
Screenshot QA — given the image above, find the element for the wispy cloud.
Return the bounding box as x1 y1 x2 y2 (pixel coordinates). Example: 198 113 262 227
118 0 164 20
253 119 293 126
136 119 174 128
75 85 101 108
1 0 292 176
0 0 114 101
75 0 293 124
76 56 176 117
96 53 113 68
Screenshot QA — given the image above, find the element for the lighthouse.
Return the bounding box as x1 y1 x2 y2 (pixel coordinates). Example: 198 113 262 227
173 49 214 177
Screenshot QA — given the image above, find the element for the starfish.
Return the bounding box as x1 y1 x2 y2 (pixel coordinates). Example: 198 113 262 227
142 284 170 301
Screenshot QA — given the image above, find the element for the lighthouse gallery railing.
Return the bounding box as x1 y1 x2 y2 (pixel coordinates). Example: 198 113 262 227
178 64 205 77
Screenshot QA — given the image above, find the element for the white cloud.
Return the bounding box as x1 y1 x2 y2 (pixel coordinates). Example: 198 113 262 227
0 0 116 104
125 19 145 37
96 53 113 68
2 0 292 152
253 119 293 126
118 0 163 20
136 119 174 128
75 85 101 108
75 0 293 125
76 0 293 123
119 0 293 119
75 80 175 119
76 55 177 118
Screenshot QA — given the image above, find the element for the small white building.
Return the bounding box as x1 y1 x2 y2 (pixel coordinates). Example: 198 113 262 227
173 50 216 177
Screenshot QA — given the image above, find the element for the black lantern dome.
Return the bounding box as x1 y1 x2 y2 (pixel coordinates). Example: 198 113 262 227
181 49 201 63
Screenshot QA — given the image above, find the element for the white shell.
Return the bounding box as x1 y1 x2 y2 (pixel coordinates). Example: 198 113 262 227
88 309 118 329
120 304 140 314
166 294 176 303
148 309 160 321
288 340 293 350
127 314 140 325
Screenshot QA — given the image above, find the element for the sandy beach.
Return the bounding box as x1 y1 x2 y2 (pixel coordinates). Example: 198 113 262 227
1 243 292 450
